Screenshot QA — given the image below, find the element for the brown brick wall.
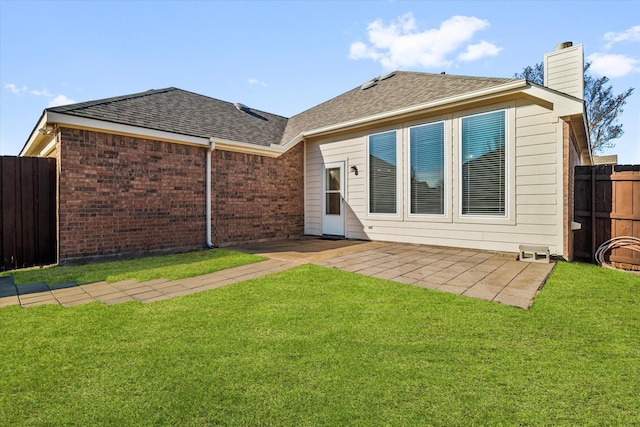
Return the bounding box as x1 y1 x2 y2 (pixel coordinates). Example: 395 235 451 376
563 121 581 261
57 128 304 263
58 129 208 262
211 144 304 244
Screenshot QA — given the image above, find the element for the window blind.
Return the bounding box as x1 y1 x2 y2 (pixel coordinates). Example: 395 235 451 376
410 122 445 215
369 131 397 214
461 110 506 216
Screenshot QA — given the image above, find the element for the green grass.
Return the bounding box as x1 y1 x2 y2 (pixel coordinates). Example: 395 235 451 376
1 261 639 425
1 248 264 285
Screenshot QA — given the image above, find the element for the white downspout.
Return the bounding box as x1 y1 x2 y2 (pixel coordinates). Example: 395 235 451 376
206 138 216 248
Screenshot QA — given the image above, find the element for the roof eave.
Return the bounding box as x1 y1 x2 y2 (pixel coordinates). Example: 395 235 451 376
213 136 289 157
25 110 299 158
21 111 54 157
283 79 529 145
45 111 210 147
524 84 585 117
572 104 593 164
525 84 591 161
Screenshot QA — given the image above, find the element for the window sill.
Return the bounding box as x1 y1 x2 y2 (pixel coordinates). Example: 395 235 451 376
454 214 516 226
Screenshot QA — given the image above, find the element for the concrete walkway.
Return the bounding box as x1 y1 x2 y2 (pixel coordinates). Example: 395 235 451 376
0 238 554 310
0 259 296 309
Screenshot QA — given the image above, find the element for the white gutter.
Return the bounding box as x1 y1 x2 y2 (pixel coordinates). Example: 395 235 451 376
212 136 287 157
206 138 216 248
39 111 297 158
46 112 210 147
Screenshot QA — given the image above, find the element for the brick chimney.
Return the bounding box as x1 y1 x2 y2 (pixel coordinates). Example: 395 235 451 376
543 42 584 99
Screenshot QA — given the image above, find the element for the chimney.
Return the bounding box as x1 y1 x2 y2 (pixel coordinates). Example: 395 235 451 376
543 42 584 99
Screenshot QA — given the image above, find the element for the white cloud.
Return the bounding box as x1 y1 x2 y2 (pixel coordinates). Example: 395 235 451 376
350 41 382 61
248 78 267 87
587 53 640 77
48 94 75 107
3 84 75 106
458 40 502 62
349 13 500 70
604 25 640 48
31 88 54 97
3 84 28 95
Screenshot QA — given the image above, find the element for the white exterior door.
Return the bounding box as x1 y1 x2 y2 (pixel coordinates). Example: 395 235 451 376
322 162 345 236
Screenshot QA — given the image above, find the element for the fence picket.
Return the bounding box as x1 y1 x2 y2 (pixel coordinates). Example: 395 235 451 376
574 164 640 268
0 156 57 271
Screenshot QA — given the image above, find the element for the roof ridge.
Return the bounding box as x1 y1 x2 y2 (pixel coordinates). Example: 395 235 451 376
394 70 518 80
290 71 519 119
48 87 178 112
178 87 291 120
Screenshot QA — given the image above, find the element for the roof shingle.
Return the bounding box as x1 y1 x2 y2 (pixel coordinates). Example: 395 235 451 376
48 72 520 147
49 88 288 147
281 71 518 143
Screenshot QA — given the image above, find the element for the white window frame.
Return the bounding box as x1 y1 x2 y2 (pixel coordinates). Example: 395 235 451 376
455 106 515 225
366 129 401 218
405 119 450 221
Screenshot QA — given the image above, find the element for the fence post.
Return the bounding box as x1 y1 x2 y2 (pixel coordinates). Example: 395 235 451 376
591 166 596 262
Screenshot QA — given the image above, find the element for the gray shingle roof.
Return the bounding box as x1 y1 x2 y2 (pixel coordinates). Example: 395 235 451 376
48 72 520 147
49 88 288 147
280 71 518 144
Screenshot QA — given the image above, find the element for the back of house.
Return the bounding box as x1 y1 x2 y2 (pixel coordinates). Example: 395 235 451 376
20 42 590 265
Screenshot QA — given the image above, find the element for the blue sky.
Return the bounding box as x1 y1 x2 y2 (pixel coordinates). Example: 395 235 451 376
1 0 639 162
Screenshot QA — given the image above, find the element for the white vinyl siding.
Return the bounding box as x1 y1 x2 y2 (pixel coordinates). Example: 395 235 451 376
544 44 584 99
409 122 445 215
305 135 366 239
304 98 565 256
514 99 560 252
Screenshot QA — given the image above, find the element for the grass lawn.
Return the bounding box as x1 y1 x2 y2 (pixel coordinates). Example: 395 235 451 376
1 248 264 285
1 261 638 425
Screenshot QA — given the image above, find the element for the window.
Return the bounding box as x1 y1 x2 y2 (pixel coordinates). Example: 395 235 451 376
460 110 506 216
325 167 341 215
368 131 397 214
409 122 445 215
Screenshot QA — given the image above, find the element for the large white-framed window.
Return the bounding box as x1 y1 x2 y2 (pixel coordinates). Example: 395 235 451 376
459 109 507 217
408 121 446 216
368 130 398 215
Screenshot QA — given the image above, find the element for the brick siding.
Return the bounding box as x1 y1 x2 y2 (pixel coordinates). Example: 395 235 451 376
211 144 304 244
57 128 304 263
563 121 581 261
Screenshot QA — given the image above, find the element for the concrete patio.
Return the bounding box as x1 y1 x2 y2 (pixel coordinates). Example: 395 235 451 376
0 237 554 310
233 238 555 309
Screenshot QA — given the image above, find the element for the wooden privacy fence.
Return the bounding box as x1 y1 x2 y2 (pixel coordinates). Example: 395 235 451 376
574 164 640 268
0 156 57 271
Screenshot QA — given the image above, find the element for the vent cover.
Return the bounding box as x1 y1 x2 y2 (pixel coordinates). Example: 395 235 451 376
234 102 251 112
361 78 378 90
379 71 396 81
361 71 397 90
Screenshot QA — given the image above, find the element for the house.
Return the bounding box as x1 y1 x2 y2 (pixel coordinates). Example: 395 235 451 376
21 42 591 264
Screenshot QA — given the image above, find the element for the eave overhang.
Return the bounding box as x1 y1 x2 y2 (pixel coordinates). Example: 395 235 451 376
524 84 592 164
282 79 590 164
20 112 55 157
283 80 530 145
21 111 300 158
21 78 590 161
